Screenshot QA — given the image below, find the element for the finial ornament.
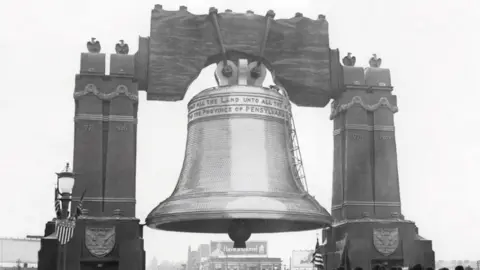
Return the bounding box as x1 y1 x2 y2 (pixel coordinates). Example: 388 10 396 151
64 162 70 172
266 10 276 18
87 37 101 53
342 52 356 66
115 40 129 54
369 53 382 68
60 162 73 174
295 12 303 18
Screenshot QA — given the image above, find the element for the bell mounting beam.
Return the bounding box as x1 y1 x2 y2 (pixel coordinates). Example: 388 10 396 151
142 5 337 106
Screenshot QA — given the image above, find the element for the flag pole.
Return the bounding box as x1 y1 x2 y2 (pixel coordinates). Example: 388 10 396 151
63 243 67 270
316 232 320 270
324 238 328 270
56 239 62 270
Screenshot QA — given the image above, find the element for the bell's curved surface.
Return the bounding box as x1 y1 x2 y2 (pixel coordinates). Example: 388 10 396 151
146 85 332 234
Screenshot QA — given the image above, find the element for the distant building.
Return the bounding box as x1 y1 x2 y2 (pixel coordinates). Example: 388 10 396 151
198 244 210 259
157 260 187 270
0 237 40 269
290 250 314 270
187 241 281 270
435 260 480 270
187 247 201 270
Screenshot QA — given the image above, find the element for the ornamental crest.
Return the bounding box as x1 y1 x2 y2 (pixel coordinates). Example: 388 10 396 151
373 228 399 256
85 226 116 257
55 218 76 245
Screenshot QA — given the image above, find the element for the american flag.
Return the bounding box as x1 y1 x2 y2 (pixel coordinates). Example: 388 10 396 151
312 236 325 270
75 189 87 218
54 199 62 219
55 218 76 245
54 187 62 219
336 233 350 270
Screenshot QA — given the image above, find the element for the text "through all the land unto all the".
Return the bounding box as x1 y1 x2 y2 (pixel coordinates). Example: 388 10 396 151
188 96 289 112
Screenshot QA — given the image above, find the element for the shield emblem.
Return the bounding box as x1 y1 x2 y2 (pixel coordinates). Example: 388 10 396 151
373 228 399 256
55 218 76 245
85 226 116 257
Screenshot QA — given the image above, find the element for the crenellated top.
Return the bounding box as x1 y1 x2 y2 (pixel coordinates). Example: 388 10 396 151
329 53 397 120
340 53 392 89
342 66 392 88
79 38 135 78
76 41 139 103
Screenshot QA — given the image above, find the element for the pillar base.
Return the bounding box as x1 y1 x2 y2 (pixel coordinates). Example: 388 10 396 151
38 220 59 270
38 216 145 270
322 218 434 270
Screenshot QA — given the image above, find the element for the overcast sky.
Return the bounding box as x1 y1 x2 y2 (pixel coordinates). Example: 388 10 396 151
1 0 479 264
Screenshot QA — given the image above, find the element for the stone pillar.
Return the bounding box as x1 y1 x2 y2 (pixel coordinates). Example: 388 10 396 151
38 46 144 270
367 67 402 218
72 52 138 217
324 62 434 269
330 66 399 221
104 54 138 217
73 52 107 216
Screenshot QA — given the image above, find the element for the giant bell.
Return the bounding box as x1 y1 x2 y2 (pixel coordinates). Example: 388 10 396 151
146 60 332 247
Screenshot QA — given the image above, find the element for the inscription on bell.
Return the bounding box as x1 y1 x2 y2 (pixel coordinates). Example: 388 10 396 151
380 135 393 140
188 94 291 123
188 95 289 111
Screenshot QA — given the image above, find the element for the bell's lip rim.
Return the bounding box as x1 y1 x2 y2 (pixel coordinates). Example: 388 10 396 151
146 211 333 221
145 211 333 233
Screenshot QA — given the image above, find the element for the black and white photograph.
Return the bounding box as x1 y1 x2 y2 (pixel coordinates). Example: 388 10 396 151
0 0 478 270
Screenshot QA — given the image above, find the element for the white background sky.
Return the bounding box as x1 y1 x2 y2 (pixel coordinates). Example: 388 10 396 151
1 0 479 264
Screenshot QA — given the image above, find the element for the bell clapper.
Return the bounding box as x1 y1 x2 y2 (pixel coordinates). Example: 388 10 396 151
228 219 252 248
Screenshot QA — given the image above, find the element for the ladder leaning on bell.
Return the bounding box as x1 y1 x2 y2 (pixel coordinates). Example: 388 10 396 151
272 85 310 193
